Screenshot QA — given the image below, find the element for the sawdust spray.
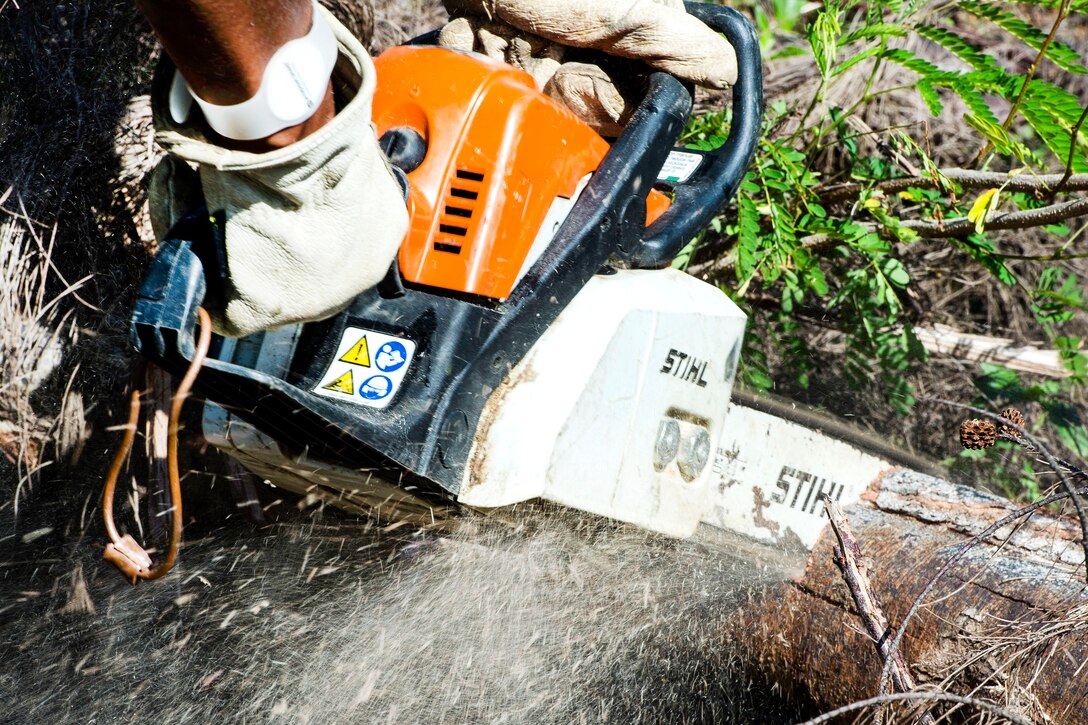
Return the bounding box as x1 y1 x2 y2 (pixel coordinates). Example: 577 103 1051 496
2 505 798 723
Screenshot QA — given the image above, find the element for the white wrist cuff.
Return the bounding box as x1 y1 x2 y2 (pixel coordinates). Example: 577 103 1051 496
168 0 337 141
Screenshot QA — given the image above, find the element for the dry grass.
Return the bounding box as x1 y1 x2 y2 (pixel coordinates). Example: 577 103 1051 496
926 598 1088 723
0 201 86 505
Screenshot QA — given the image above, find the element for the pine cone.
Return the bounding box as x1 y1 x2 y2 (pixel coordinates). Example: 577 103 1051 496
960 419 997 449
999 407 1025 437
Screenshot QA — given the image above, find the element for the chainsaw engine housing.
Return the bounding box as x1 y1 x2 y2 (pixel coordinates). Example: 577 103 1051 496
371 46 669 299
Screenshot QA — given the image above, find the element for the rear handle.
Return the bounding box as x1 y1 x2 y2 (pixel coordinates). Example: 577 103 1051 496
130 210 214 372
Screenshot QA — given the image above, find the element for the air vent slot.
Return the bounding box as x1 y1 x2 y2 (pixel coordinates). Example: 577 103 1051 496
448 168 485 202
434 169 485 255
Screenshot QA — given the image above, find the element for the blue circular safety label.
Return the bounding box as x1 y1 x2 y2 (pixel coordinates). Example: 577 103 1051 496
375 341 408 372
359 375 393 400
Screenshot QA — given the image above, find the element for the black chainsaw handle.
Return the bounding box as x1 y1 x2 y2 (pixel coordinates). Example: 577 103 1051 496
130 211 216 375
630 3 763 268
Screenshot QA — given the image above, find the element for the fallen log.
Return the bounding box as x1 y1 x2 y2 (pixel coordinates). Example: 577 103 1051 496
914 324 1072 379
731 469 1088 722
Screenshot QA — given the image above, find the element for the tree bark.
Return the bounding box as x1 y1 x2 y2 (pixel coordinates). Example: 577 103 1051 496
731 469 1088 723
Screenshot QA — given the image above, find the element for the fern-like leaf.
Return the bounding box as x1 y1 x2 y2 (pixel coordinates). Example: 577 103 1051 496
961 0 1088 74
964 113 1012 154
838 24 908 46
1026 79 1087 125
966 67 1023 98
915 24 996 71
881 49 1001 125
916 79 943 116
881 48 957 82
832 45 882 77
808 7 842 80
736 181 761 283
1021 84 1088 172
950 78 1002 128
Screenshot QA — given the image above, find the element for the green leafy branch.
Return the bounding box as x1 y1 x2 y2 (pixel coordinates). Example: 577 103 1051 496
685 0 1088 462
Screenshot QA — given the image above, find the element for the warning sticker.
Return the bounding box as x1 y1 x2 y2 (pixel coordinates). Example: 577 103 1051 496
323 369 355 395
339 336 371 367
657 150 703 184
313 327 416 409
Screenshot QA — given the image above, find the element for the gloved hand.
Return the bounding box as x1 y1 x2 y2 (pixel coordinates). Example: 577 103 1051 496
148 4 408 338
438 0 738 134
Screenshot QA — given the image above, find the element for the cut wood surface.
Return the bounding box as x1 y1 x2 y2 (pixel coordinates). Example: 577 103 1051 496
731 469 1088 722
915 324 1073 379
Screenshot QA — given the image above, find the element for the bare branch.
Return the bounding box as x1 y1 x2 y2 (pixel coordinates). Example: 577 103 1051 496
796 691 1033 725
824 497 936 725
820 168 1088 203
689 197 1088 280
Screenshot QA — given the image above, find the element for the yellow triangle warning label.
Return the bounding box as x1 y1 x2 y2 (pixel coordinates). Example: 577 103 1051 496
322 369 355 395
339 335 371 367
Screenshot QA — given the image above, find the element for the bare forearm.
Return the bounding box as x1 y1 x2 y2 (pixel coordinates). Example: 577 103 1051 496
137 0 334 149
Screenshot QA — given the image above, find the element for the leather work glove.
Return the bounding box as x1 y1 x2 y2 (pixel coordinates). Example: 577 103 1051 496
148 4 408 338
438 0 738 135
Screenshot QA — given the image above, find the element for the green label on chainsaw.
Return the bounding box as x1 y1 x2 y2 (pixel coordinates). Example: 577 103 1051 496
313 327 416 410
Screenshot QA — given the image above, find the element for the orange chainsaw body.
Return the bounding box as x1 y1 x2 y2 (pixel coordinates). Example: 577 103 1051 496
371 46 669 299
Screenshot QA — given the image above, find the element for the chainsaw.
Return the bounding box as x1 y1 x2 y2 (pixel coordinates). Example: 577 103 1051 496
110 4 924 581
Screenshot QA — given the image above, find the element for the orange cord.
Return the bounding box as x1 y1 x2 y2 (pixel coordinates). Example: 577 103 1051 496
102 307 213 584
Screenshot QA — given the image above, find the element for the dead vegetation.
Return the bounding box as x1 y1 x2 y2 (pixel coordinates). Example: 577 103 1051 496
0 204 87 503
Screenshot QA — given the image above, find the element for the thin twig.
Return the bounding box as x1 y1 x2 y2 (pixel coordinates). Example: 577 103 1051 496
1055 455 1088 483
1052 105 1088 199
823 497 936 725
795 691 1032 725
